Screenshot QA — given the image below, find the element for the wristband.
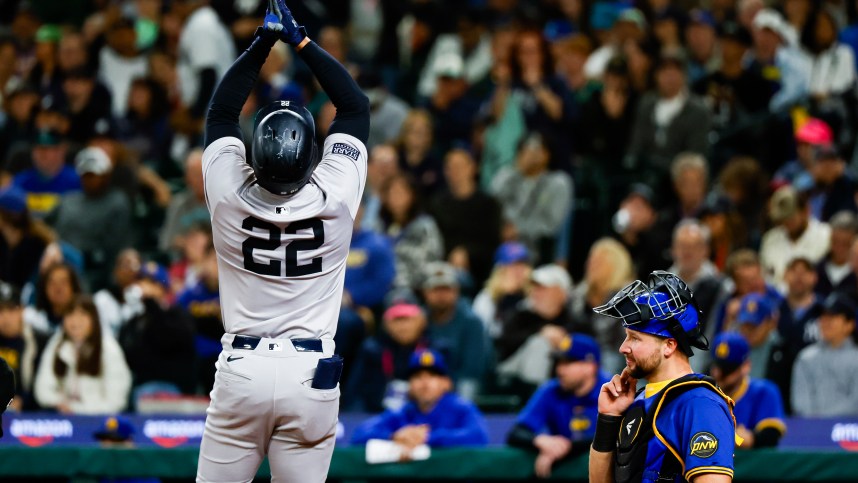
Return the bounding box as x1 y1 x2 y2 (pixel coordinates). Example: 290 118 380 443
592 414 622 453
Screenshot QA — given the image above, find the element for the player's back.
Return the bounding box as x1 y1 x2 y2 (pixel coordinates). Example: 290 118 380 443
202 134 367 340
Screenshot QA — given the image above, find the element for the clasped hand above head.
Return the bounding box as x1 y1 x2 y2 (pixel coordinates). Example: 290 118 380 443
262 0 307 46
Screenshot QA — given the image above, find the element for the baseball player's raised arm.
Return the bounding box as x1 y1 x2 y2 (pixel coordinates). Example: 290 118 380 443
297 42 370 144
205 30 278 147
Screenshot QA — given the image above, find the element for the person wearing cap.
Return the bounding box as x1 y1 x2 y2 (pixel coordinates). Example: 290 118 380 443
710 333 786 448
816 211 858 298
50 145 132 291
119 260 196 398
748 8 811 113
0 184 53 288
60 65 114 144
344 294 434 412
507 333 610 478
0 282 44 412
732 293 790 399
351 349 488 449
774 118 833 189
808 145 858 222
497 265 584 393
93 415 137 447
760 184 830 290
423 54 482 155
584 7 648 80
421 262 488 400
12 129 80 218
589 271 737 483
429 148 502 288
473 241 532 338
791 291 858 417
0 356 14 439
685 9 719 84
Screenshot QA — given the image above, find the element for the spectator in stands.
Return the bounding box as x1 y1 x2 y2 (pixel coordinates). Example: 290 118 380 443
422 55 481 154
172 0 235 143
345 294 433 413
658 152 709 236
396 109 444 196
491 133 572 265
430 148 502 288
585 8 648 80
816 211 858 297
712 249 783 337
421 262 487 400
26 25 62 101
169 220 212 296
159 148 208 256
60 66 114 145
760 185 831 290
808 145 858 222
612 183 670 279
710 333 786 448
117 77 172 165
668 220 723 325
380 173 443 290
50 146 132 291
697 195 747 271
685 9 720 84
0 282 44 411
361 144 400 233
98 15 148 119
803 5 856 135
13 129 79 218
626 48 712 193
28 262 84 335
34 295 131 414
359 73 409 150
119 262 195 398
570 238 634 374
792 292 858 416
0 84 39 164
497 265 580 392
507 333 608 478
92 249 144 337
351 349 488 449
717 157 769 246
774 118 833 190
0 185 53 288
733 293 791 399
473 242 532 339
344 204 396 313
176 239 221 394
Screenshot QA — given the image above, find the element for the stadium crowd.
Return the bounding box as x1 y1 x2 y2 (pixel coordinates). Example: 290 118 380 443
1 0 858 462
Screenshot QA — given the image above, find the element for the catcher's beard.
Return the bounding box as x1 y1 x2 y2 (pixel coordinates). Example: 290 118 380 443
628 349 663 379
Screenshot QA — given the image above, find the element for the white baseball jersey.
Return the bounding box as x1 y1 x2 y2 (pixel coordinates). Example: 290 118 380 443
201 132 367 340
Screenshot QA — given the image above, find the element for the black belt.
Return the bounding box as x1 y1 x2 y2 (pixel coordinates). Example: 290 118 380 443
232 335 323 352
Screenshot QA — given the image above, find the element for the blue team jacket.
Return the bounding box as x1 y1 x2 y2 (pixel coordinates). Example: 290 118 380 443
351 392 489 447
516 371 611 441
731 377 786 435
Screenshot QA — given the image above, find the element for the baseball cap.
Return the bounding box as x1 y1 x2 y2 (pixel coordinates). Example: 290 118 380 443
0 357 15 438
93 416 135 442
33 129 63 147
735 293 776 326
382 289 423 321
138 261 170 288
553 333 601 364
718 21 752 46
627 183 655 206
769 185 800 224
494 241 530 266
697 195 733 218
656 47 688 71
75 146 113 176
753 8 790 40
795 118 833 146
712 332 750 375
531 265 572 292
422 262 459 289
688 9 716 29
820 292 857 320
35 24 62 43
0 186 27 215
435 53 465 79
407 349 448 377
544 20 575 42
0 283 22 309
616 8 647 31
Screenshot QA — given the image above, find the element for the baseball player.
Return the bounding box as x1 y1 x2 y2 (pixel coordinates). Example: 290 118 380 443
589 271 739 483
196 0 369 481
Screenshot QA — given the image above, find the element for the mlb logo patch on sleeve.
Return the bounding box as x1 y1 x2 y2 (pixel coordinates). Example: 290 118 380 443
332 143 360 161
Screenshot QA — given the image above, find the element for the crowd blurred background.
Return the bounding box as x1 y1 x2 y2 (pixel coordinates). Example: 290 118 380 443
0 0 857 426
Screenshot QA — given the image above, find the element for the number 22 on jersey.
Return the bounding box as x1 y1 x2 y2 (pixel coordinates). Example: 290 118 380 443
242 216 324 277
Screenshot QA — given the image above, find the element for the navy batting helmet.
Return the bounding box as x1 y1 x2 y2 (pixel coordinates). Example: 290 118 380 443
251 100 319 196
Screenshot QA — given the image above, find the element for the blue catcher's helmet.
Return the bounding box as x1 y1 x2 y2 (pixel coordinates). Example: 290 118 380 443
593 271 709 356
251 100 319 196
